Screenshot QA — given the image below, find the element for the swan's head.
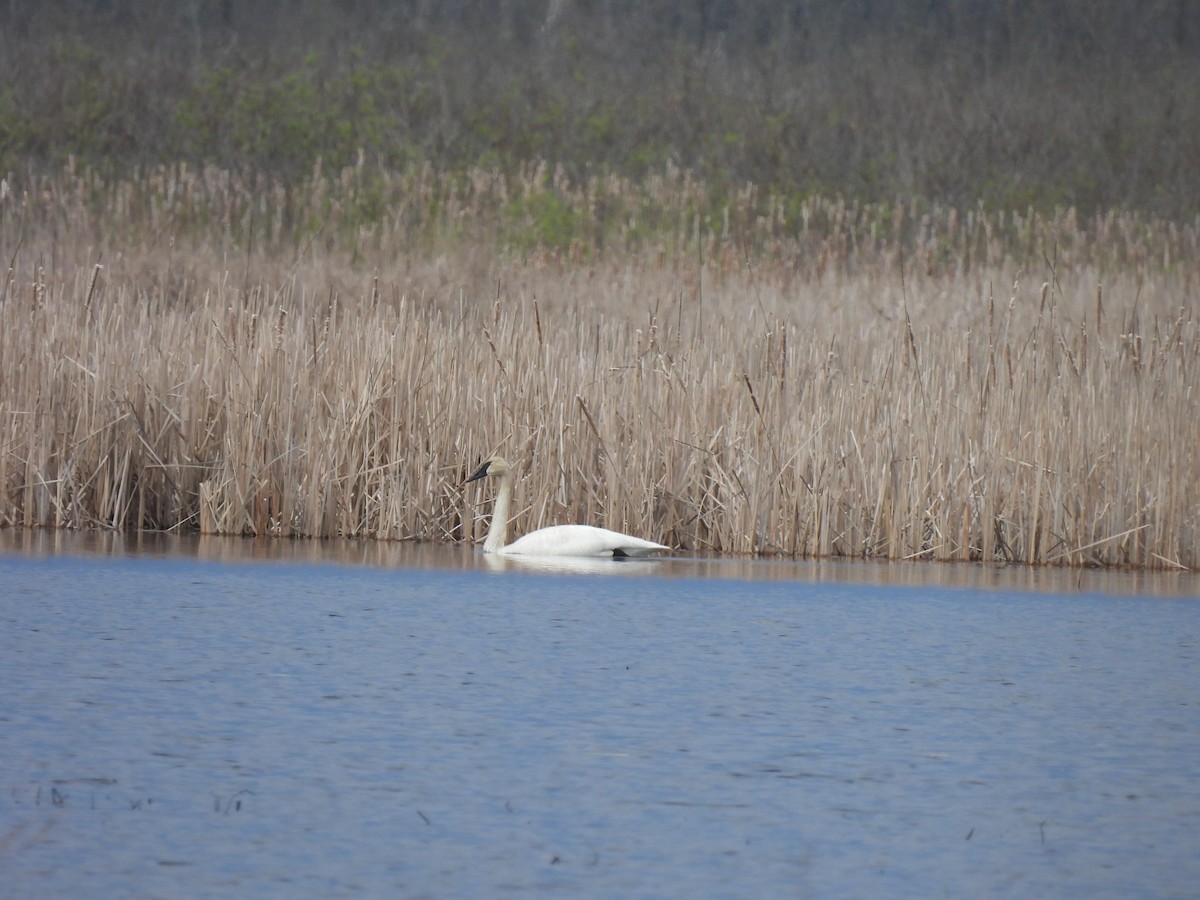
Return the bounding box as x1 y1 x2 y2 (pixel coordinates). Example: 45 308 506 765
465 456 511 484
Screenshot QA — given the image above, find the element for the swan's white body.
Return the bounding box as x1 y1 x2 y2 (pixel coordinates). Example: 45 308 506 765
465 457 670 558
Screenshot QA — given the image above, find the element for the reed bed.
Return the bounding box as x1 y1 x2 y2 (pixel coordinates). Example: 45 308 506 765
2 164 1197 568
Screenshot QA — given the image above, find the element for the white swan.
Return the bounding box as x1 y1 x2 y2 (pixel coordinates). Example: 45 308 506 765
465 457 670 558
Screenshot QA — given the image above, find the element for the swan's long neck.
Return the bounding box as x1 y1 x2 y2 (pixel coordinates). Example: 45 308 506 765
483 472 513 553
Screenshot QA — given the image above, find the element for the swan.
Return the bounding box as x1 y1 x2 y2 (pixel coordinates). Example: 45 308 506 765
464 457 670 558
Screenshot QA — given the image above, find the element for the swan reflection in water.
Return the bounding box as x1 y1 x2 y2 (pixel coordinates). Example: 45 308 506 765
480 552 666 576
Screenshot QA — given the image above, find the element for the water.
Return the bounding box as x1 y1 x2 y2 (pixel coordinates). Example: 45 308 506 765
2 532 1198 898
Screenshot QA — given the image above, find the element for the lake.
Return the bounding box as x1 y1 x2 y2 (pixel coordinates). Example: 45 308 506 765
2 530 1198 898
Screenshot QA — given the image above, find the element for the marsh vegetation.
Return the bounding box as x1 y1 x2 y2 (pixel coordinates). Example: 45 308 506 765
1 2 1196 567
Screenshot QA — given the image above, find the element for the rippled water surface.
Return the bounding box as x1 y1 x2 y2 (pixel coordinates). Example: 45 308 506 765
2 532 1198 897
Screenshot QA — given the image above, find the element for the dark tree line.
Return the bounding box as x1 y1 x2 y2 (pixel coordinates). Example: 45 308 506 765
16 0 1193 59
2 0 1197 216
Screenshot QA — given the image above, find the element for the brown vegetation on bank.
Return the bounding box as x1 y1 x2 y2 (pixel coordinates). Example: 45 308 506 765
2 164 1196 568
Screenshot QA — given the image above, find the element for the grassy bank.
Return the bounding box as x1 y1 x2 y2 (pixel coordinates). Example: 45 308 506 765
2 165 1196 568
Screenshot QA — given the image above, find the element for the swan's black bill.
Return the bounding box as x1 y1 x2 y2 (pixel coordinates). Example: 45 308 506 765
465 461 491 484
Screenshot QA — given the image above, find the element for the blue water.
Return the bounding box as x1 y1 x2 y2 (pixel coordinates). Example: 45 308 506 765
1 538 1198 898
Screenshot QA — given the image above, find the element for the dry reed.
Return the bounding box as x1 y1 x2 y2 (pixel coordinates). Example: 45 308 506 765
2 164 1197 568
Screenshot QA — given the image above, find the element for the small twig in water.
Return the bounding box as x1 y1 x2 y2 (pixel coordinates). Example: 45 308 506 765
213 789 254 814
